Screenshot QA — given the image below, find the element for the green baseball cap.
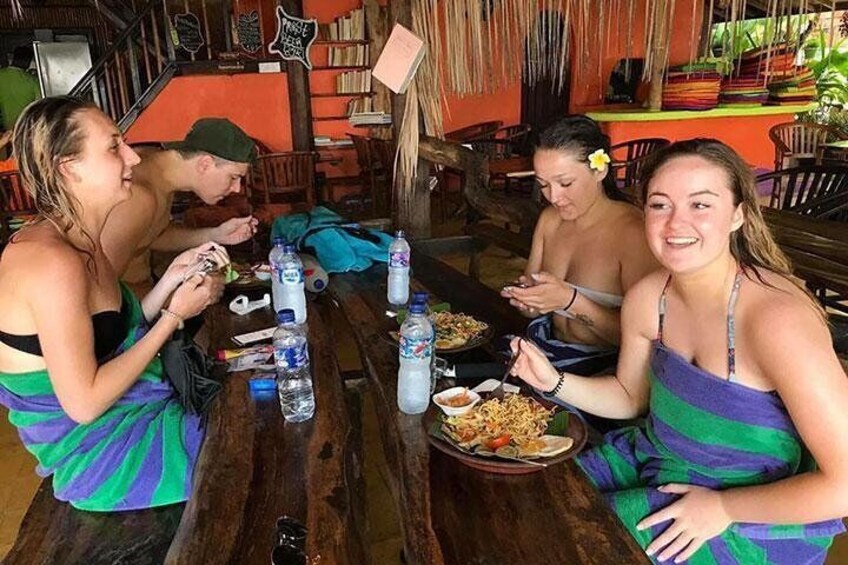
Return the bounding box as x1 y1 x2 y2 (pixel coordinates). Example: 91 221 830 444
164 118 256 163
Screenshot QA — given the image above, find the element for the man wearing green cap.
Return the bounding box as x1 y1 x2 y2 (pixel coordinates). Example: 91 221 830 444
103 117 259 295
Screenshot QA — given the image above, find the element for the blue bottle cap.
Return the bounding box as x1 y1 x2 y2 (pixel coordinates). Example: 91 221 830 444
412 291 428 303
313 279 325 291
283 244 297 254
277 309 296 324
272 237 287 246
408 302 426 315
395 230 405 239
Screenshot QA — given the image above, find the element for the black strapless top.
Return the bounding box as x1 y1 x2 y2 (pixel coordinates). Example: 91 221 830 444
0 299 128 362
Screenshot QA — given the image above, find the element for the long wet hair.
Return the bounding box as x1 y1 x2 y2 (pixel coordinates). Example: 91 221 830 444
12 96 99 268
639 138 823 315
535 115 627 202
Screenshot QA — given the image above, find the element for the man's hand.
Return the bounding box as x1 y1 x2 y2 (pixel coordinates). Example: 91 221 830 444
211 216 259 246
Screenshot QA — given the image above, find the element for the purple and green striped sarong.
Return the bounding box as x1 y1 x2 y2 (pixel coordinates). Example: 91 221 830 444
577 342 845 564
0 283 204 512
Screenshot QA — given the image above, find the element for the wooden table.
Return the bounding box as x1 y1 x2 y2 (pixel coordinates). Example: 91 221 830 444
329 249 649 565
5 298 367 565
763 207 848 295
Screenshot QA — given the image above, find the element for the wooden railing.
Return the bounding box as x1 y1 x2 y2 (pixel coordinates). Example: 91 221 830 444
70 0 177 131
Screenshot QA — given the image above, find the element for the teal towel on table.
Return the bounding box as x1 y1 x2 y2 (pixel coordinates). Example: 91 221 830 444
271 206 392 273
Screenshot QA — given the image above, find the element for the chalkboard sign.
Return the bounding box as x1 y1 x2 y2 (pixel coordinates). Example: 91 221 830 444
173 12 204 54
237 10 261 54
267 6 317 70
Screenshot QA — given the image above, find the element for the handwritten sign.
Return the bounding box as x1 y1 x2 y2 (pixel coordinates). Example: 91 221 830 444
237 10 262 54
173 12 204 54
268 6 317 70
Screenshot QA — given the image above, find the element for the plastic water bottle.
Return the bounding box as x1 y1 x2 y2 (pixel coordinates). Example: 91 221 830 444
411 291 437 394
270 241 307 324
387 230 410 305
274 309 314 423
397 301 433 414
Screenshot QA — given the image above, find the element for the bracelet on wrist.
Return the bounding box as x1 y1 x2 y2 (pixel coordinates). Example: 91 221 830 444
160 308 185 330
563 287 578 312
543 373 566 398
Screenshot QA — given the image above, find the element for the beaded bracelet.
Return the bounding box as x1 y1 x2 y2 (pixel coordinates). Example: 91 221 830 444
543 373 566 398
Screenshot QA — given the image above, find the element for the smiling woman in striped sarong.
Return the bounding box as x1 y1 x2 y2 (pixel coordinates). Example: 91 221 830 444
0 97 227 511
509 139 848 564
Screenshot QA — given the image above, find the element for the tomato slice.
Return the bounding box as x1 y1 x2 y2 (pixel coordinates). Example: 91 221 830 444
486 434 511 450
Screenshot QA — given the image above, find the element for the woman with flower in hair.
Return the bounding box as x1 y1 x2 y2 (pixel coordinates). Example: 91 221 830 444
501 115 657 389
0 97 227 511
510 139 848 564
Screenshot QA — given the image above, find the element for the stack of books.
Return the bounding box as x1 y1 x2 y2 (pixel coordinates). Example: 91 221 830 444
314 136 354 148
349 112 392 126
346 97 373 116
328 45 369 67
318 8 365 41
336 70 372 94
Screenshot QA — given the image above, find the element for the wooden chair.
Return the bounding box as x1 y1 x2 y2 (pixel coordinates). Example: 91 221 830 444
769 122 847 171
609 137 670 200
251 151 319 210
0 170 37 243
348 133 389 216
494 123 533 156
445 120 503 142
757 165 848 222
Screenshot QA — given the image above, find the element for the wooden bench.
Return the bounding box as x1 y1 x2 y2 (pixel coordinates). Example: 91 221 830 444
5 299 367 565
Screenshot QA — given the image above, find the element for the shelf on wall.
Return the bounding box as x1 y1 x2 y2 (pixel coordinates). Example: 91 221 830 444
313 116 353 121
314 39 369 45
311 65 370 71
311 92 373 98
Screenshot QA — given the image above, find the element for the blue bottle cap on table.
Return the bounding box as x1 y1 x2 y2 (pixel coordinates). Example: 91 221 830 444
283 244 297 254
272 237 287 246
408 302 426 315
277 309 296 324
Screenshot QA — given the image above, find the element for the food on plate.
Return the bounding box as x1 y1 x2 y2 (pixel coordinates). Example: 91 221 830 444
440 393 569 459
443 389 473 407
432 312 489 349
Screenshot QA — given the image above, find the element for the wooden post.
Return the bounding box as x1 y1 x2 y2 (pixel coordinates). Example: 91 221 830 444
390 0 431 238
647 0 670 111
281 0 314 151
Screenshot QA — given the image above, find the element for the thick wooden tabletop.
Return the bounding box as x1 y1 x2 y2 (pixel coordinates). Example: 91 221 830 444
329 250 648 565
763 207 848 294
165 298 367 564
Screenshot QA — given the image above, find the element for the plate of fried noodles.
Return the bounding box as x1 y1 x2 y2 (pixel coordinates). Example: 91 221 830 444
425 392 587 474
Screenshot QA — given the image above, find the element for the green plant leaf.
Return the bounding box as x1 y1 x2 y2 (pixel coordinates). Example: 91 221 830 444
546 410 570 437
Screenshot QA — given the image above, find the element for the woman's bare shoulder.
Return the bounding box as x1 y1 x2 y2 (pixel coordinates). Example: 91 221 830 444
2 227 89 285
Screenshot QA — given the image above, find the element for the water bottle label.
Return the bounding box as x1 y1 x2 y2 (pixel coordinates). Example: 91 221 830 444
399 335 432 360
282 267 304 284
275 342 309 369
389 251 410 268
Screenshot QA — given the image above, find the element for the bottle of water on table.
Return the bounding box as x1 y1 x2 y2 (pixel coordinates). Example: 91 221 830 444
387 230 410 306
274 309 314 423
397 301 433 415
411 290 437 394
271 240 307 324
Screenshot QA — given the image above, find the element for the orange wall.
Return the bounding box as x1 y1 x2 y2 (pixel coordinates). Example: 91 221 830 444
126 74 293 151
570 0 703 113
600 113 793 169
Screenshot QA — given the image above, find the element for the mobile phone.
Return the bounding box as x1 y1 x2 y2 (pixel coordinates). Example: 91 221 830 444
503 281 529 291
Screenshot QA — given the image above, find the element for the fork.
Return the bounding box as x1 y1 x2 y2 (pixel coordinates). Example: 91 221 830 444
489 339 522 401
